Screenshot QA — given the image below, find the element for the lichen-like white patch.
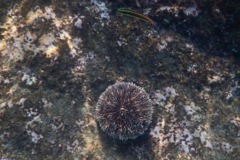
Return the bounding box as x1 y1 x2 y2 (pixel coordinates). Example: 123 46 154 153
7 100 13 108
156 6 181 17
185 43 194 49
91 0 110 20
117 36 128 47
76 120 85 127
44 6 56 20
0 102 6 109
25 108 39 117
26 7 44 24
74 17 83 29
31 131 43 143
156 35 173 52
105 56 110 62
59 30 83 57
226 82 240 100
231 116 240 138
153 90 167 103
150 119 168 155
0 40 7 52
71 57 86 79
200 131 208 145
26 115 43 143
187 64 198 73
208 75 223 83
164 86 178 98
231 116 240 127
86 51 95 60
194 126 213 149
164 103 175 114
156 6 172 12
39 33 56 46
45 45 59 58
16 98 27 107
151 118 165 138
151 116 196 155
24 31 37 43
199 87 211 101
152 86 178 106
205 140 213 149
51 122 64 131
221 142 233 153
180 141 190 154
1 17 38 61
6 84 18 95
26 115 42 125
67 140 80 153
150 87 216 158
22 73 37 85
26 6 59 28
38 33 59 58
183 6 200 17
184 102 201 115
156 40 168 52
3 79 10 84
1 5 84 63
42 98 53 108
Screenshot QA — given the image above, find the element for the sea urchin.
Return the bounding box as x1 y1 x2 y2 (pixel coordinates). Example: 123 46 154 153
95 82 153 140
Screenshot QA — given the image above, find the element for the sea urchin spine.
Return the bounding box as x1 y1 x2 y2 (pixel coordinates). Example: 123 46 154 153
95 82 153 140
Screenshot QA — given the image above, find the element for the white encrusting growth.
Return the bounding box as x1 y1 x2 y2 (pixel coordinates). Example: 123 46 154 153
31 131 43 143
22 73 37 85
152 86 178 107
74 16 84 29
39 33 59 58
183 6 200 17
26 115 43 143
0 5 84 61
226 82 240 100
0 4 88 147
150 87 220 158
91 0 110 20
221 142 233 153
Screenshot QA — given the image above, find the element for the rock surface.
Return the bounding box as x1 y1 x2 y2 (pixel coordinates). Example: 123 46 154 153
0 0 239 159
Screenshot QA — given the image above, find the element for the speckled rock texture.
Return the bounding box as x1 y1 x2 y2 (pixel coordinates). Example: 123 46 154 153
0 0 239 159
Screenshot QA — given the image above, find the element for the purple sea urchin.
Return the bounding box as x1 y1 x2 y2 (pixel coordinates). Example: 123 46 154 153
95 82 153 140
